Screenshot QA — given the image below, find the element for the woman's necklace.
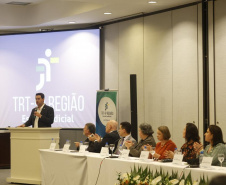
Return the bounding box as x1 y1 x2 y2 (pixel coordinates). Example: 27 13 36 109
161 141 166 147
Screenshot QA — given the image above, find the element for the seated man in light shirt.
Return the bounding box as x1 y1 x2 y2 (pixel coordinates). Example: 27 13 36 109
114 121 137 154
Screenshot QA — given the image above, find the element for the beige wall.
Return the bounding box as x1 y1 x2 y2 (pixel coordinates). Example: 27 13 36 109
103 4 203 147
144 11 173 143
213 0 226 135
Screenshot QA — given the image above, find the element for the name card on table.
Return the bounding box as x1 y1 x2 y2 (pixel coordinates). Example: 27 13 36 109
63 144 70 153
140 151 149 161
200 157 213 169
120 149 130 159
79 145 87 154
173 154 183 165
49 143 56 151
100 147 109 157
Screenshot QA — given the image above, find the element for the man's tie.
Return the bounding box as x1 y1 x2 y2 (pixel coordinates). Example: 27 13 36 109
116 137 125 155
120 137 125 145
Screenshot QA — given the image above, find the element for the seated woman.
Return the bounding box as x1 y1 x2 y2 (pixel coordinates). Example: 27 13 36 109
148 126 176 160
125 123 156 157
194 125 226 166
165 123 200 163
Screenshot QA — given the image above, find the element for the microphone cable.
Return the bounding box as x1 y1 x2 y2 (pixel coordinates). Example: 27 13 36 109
94 157 107 185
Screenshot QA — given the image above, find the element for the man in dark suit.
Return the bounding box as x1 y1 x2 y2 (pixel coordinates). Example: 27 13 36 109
75 123 96 152
18 93 54 128
89 120 120 153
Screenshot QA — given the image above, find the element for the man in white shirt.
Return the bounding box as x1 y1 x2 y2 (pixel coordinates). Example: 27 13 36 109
18 93 54 128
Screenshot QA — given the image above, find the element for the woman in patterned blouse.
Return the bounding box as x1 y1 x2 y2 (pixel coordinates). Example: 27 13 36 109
165 123 200 162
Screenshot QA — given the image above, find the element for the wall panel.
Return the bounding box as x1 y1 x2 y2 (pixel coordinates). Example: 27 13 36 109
103 5 202 144
118 18 144 124
144 12 173 141
214 0 226 134
208 1 215 125
172 6 199 147
104 24 119 90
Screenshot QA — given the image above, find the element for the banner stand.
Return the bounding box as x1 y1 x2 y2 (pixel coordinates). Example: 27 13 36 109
96 90 118 137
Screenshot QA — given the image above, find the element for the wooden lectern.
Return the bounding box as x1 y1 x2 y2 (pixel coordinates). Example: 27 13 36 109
7 127 61 185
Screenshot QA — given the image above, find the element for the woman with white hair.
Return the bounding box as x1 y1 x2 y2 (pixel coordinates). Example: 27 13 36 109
125 123 156 157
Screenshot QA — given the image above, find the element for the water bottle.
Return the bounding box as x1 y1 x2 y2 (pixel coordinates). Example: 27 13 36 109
143 146 147 151
105 142 109 148
174 148 178 154
80 141 83 146
66 139 71 145
118 144 123 155
50 138 56 151
199 150 204 165
51 138 55 144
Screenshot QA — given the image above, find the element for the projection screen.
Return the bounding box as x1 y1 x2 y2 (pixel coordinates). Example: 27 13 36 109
0 29 100 128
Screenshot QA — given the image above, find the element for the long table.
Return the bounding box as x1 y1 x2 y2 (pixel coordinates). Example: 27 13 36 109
40 150 226 185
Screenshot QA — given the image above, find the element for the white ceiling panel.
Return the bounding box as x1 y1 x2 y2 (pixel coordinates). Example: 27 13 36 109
0 0 201 33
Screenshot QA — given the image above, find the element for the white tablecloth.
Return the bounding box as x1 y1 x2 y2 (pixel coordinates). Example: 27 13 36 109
40 150 226 185
40 150 88 185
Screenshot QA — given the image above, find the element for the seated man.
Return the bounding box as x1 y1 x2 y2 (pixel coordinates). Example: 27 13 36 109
75 123 96 152
89 120 120 153
114 121 137 154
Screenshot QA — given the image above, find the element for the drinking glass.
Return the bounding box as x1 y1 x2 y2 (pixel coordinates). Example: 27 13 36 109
177 149 182 155
218 154 224 167
118 145 123 156
150 147 155 160
109 144 115 156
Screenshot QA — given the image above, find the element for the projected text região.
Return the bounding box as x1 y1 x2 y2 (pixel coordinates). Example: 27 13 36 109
13 93 85 123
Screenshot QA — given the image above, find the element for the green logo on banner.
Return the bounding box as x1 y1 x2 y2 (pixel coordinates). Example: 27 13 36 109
98 97 116 126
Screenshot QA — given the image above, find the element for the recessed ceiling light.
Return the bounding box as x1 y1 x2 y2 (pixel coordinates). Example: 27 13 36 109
68 21 76 24
148 1 157 3
6 1 31 6
104 12 112 15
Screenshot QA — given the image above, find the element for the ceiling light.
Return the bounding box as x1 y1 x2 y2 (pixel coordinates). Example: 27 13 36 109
6 1 31 5
104 12 112 15
148 1 157 3
68 21 76 24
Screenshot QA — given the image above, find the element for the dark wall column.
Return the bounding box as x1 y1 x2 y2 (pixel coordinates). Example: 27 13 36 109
202 0 210 145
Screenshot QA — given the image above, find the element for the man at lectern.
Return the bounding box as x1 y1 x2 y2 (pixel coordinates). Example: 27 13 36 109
18 93 54 128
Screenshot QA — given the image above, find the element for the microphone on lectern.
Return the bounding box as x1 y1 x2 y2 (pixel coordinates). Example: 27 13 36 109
34 107 37 118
